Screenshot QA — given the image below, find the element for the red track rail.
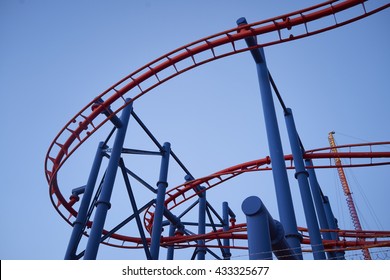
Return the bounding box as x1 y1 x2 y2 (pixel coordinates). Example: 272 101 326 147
44 1 390 252
96 223 390 253
143 142 390 233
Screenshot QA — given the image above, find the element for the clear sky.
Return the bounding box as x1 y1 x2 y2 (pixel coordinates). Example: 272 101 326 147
1 0 389 260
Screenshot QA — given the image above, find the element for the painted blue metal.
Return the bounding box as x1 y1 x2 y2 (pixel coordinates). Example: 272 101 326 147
150 142 171 260
323 196 338 240
284 108 326 260
70 186 86 197
94 98 123 128
125 167 157 193
184 174 202 193
269 219 299 260
121 148 162 156
222 202 231 260
242 196 273 260
163 208 184 229
305 160 332 234
167 224 176 260
65 141 105 260
323 195 346 260
83 100 133 260
197 187 207 260
305 159 338 260
119 158 152 259
243 196 300 260
237 17 302 259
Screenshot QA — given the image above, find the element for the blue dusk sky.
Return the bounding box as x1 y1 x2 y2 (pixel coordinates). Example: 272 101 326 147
1 0 389 260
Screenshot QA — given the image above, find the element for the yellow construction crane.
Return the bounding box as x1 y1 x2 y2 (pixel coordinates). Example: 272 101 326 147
328 131 371 260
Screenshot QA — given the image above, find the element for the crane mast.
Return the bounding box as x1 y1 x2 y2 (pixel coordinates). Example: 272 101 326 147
328 131 371 260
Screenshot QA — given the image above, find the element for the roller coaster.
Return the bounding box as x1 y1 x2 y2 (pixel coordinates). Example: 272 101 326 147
45 0 390 260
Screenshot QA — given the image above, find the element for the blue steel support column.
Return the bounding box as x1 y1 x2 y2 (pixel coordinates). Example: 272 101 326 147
237 17 302 259
243 196 299 260
65 141 105 260
166 224 175 260
222 202 231 260
242 196 272 260
284 108 326 259
305 159 337 260
150 142 171 260
323 196 338 240
323 196 345 259
83 100 133 260
197 187 207 260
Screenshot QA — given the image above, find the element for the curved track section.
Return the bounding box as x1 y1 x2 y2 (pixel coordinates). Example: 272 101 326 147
45 0 390 255
144 142 390 234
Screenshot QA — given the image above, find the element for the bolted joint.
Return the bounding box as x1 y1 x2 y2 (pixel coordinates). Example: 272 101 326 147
284 107 293 117
156 181 168 189
95 200 111 210
285 232 303 242
197 247 207 254
294 170 309 179
184 174 194 181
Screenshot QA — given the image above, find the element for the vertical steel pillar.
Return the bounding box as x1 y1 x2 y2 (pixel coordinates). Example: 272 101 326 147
197 187 207 260
166 224 175 260
323 196 345 259
242 196 273 260
150 142 171 260
237 17 302 259
305 159 337 260
65 141 105 260
305 160 332 234
83 100 133 260
222 202 231 260
284 108 326 259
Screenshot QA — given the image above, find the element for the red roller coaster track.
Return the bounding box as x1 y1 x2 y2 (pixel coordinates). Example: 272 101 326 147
45 0 390 256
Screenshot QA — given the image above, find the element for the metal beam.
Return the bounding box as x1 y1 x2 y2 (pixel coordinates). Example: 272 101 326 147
237 17 302 259
83 100 133 260
150 142 171 260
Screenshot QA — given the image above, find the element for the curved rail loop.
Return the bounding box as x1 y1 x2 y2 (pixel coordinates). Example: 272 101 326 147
93 223 390 254
78 142 390 249
143 142 390 233
44 0 390 253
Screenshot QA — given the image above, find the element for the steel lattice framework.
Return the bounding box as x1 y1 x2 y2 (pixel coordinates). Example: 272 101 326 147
45 0 390 260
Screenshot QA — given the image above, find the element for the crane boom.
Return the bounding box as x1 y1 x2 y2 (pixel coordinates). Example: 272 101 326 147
328 131 371 260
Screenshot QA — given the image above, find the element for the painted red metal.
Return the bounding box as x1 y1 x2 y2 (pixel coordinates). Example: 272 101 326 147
93 223 390 253
143 146 390 234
